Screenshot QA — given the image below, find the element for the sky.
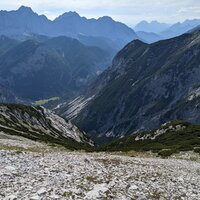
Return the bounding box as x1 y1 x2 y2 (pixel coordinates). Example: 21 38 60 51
0 0 200 26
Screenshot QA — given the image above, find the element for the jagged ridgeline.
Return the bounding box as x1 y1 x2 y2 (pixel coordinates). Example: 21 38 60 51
63 28 200 142
0 104 93 150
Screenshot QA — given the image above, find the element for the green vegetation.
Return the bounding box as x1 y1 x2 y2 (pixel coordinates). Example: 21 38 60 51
158 149 178 158
35 97 60 106
194 148 200 154
0 103 200 156
0 103 93 151
98 121 200 157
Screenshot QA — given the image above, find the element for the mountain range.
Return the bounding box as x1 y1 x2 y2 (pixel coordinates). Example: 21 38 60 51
0 35 111 101
160 19 200 39
134 19 200 42
0 6 141 103
0 6 138 50
1 6 200 146
1 6 200 46
134 20 171 33
58 28 200 142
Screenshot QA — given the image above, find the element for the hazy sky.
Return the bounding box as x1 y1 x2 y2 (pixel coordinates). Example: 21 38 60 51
0 0 200 26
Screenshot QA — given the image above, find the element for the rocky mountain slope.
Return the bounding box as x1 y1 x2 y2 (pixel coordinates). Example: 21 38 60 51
1 149 200 200
0 6 138 50
0 36 110 101
0 104 93 149
59 28 200 141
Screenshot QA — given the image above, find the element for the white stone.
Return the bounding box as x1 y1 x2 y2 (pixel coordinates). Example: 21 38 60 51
7 195 17 200
5 166 16 171
129 184 138 191
30 195 40 200
37 187 46 195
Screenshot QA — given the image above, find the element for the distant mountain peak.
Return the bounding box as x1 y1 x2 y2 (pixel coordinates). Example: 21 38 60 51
18 6 33 13
0 6 137 44
64 11 80 17
138 20 148 24
98 16 114 22
161 19 200 39
151 20 159 23
134 20 171 34
55 11 81 21
138 20 167 25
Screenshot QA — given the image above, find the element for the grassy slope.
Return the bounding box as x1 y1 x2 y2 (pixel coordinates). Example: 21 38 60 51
98 121 200 157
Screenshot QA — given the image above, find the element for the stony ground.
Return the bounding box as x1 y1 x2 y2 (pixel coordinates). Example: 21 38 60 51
0 133 200 200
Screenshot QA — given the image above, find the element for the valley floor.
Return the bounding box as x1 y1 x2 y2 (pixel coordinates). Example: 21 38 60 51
0 134 200 200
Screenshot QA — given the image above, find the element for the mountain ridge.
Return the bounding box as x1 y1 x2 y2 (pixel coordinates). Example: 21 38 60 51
134 20 171 33
0 104 93 149
58 29 200 142
0 6 138 47
0 36 111 101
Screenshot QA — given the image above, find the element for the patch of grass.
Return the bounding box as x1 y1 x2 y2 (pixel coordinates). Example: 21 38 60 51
35 97 60 106
148 192 162 199
63 191 73 198
86 176 103 184
0 145 25 151
0 145 48 153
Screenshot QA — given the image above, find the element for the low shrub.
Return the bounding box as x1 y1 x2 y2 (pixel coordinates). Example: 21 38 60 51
158 149 177 158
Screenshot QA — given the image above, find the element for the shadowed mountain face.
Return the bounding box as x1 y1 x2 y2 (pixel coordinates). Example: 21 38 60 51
0 85 20 103
61 29 200 142
136 31 163 43
0 36 19 56
0 6 138 103
0 6 138 49
0 36 111 101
